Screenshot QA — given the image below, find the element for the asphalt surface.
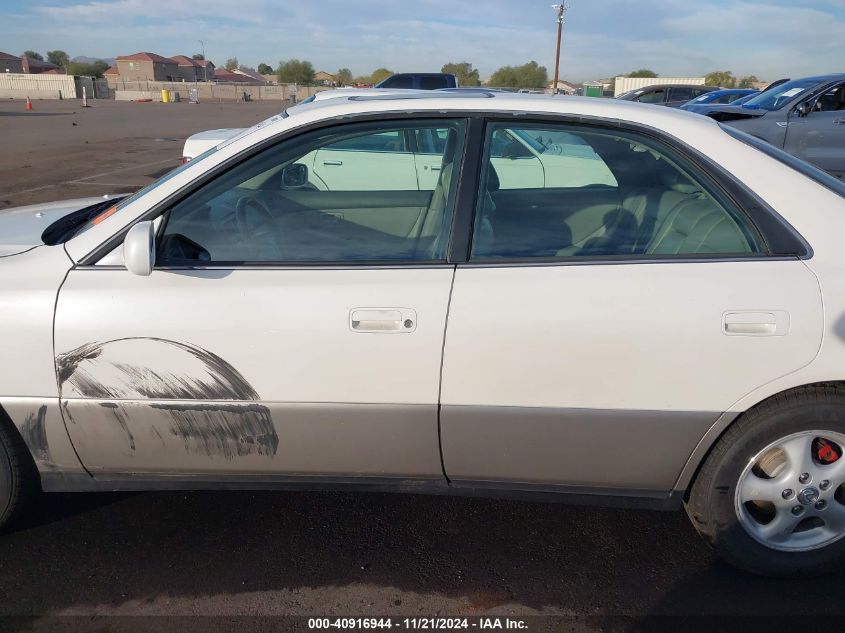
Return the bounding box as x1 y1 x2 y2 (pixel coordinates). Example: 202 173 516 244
0 98 285 209
2 97 845 631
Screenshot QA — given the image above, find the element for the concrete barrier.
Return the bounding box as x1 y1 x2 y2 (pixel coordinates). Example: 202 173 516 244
0 73 78 99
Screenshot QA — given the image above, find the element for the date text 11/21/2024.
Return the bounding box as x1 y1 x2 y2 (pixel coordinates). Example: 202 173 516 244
307 617 529 630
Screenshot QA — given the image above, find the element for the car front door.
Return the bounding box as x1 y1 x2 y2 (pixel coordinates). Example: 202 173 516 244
440 120 822 496
785 82 845 178
54 118 468 481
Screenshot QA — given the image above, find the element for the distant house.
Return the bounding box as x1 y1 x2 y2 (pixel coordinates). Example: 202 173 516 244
195 59 215 79
313 71 337 87
170 55 215 82
103 65 119 78
0 52 23 74
213 68 256 84
21 57 66 75
232 68 268 83
115 52 178 81
260 73 278 84
547 79 578 95
22 57 65 74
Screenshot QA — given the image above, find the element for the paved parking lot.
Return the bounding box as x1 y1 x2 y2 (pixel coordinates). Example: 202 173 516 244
0 99 284 209
2 97 845 630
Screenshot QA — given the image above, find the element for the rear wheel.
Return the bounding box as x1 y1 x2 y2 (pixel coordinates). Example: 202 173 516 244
0 415 37 532
686 385 845 576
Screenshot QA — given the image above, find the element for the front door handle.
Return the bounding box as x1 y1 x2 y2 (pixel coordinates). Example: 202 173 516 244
350 308 417 333
834 118 845 126
323 160 343 166
723 311 789 337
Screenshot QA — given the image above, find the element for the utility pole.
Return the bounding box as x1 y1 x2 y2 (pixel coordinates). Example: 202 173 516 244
198 39 206 81
552 2 569 95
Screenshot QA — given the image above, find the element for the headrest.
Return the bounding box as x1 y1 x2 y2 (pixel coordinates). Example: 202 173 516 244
661 170 704 196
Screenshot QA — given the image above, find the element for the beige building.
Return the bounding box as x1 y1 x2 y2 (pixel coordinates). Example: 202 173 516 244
314 71 337 86
115 52 178 81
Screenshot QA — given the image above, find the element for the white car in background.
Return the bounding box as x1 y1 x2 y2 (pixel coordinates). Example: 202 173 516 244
3 92 845 578
183 93 616 190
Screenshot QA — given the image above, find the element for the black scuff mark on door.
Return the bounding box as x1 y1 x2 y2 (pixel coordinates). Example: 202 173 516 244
150 425 167 447
100 402 135 451
56 338 279 458
56 338 260 401
56 342 103 387
20 405 50 463
152 403 278 460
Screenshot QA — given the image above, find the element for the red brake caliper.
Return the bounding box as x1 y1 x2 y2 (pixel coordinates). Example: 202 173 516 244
815 438 842 464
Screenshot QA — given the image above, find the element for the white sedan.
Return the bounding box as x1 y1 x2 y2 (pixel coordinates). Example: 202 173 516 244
2 92 845 577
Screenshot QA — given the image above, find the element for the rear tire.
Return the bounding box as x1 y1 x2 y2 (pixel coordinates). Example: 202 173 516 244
0 414 38 533
686 385 845 576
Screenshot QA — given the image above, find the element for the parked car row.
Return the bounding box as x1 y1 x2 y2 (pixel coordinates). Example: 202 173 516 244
616 74 845 179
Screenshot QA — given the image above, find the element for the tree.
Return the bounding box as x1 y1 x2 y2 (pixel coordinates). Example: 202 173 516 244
238 64 256 72
441 62 480 86
46 50 70 69
225 57 238 71
370 68 393 84
488 61 548 89
257 63 273 75
22 50 43 61
192 53 205 61
68 60 109 77
336 68 353 86
626 69 658 78
738 75 759 89
277 59 315 85
705 70 736 88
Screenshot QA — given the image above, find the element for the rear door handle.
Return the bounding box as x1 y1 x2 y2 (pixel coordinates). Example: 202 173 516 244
323 160 343 166
834 119 845 126
350 308 417 333
723 311 789 336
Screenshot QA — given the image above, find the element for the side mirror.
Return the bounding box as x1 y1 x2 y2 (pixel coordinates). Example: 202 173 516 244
282 163 308 188
796 101 813 117
123 220 156 276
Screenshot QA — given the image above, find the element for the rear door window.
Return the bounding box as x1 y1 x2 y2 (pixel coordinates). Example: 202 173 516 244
471 122 761 260
420 76 448 90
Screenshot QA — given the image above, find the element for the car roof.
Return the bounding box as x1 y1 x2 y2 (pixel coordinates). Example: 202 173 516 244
270 92 723 139
796 73 845 82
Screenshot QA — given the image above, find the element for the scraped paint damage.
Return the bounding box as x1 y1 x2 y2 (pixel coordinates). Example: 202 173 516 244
21 405 50 463
56 338 278 460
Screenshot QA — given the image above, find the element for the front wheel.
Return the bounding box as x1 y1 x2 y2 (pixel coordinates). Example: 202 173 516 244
0 414 37 532
686 385 845 576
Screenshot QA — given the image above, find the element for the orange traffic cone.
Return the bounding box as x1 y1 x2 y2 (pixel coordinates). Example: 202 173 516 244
25 96 33 111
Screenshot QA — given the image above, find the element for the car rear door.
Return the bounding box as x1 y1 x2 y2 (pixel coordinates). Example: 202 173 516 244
440 119 822 496
54 117 469 481
785 81 845 178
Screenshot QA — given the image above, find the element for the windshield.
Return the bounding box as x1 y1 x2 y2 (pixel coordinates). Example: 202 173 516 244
741 77 823 111
689 93 716 104
616 90 641 100
43 144 220 244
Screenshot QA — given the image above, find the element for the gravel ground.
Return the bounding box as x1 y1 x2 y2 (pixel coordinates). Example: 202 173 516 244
1 96 844 632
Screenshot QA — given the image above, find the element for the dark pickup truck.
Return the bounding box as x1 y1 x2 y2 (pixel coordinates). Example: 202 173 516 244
375 73 458 90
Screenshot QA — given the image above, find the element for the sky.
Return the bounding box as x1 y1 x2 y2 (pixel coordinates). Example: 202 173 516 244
0 0 843 82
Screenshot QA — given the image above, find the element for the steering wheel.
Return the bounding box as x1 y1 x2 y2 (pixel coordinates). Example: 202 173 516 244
234 196 284 257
